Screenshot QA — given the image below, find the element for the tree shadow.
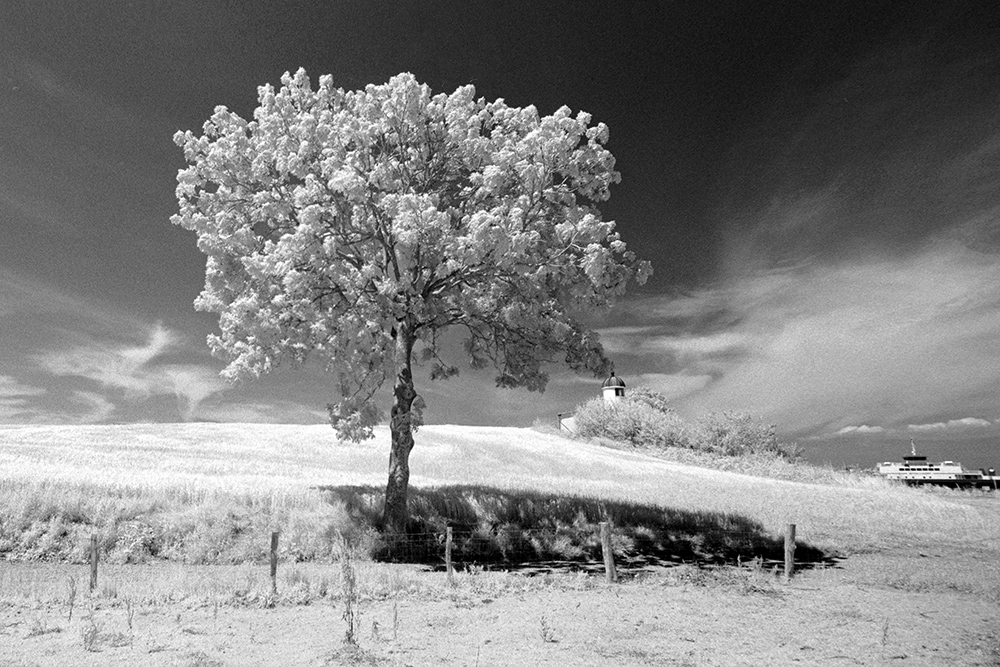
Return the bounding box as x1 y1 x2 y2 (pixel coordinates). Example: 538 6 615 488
316 484 836 574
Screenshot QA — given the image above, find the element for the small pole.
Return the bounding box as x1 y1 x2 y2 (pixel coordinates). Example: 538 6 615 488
600 521 617 583
445 527 454 585
784 524 796 582
89 534 99 592
270 531 279 594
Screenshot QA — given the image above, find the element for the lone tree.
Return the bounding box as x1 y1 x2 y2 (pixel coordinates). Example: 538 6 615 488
172 70 651 532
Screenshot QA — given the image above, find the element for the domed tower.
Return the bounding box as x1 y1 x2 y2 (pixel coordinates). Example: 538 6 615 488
602 371 626 403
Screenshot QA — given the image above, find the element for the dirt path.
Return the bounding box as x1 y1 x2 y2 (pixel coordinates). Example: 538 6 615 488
2 555 998 666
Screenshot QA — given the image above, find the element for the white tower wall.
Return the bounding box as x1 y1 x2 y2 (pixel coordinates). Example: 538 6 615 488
602 372 626 403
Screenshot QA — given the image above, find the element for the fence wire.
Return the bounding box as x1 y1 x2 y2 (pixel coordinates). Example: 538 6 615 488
369 523 783 572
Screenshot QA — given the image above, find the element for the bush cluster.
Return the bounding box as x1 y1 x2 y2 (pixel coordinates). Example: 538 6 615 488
689 411 786 458
573 388 799 461
573 395 688 449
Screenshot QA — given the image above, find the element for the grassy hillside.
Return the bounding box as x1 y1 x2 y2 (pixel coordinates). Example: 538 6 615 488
0 424 995 568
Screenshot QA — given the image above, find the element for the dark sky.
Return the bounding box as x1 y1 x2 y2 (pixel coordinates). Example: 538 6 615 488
3 0 1000 467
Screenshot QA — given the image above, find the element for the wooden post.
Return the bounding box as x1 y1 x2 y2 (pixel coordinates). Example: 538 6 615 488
600 521 617 583
784 524 796 582
270 531 279 594
89 534 99 592
445 527 454 585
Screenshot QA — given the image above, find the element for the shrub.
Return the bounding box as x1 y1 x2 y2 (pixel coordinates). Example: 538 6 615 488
689 412 796 460
573 392 688 449
626 386 672 413
573 388 800 462
109 521 158 564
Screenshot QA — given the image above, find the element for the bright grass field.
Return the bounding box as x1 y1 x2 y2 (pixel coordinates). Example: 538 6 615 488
4 424 999 666
1 423 994 555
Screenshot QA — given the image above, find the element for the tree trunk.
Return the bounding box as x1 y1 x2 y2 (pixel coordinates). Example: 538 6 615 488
383 326 417 534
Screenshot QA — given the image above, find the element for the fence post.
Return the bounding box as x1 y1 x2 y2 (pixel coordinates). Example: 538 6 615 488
784 524 796 582
270 531 279 594
89 534 99 592
445 527 454 585
600 521 617 583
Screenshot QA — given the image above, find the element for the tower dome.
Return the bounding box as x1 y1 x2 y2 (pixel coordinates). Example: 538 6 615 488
602 371 626 402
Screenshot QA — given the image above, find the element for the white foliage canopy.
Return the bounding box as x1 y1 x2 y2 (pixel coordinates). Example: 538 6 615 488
172 70 651 441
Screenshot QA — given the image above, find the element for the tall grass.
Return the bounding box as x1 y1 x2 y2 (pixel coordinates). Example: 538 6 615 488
0 477 357 565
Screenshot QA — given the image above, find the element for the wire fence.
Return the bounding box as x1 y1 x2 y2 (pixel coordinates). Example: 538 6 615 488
376 526 596 566
366 522 794 574
79 522 809 594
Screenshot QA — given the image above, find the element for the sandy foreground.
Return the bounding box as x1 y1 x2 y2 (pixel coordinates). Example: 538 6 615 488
2 551 998 667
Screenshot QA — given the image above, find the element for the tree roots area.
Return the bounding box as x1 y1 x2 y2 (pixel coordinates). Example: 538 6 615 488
2 549 998 667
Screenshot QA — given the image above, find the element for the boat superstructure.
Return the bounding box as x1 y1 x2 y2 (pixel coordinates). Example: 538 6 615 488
878 441 999 489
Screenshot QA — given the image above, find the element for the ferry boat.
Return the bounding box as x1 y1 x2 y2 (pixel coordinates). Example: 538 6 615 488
878 441 999 489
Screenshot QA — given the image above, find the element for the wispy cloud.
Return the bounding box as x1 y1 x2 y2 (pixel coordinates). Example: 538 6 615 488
600 41 1000 441
601 327 745 359
14 58 159 152
0 268 229 422
0 190 82 234
625 373 713 402
0 59 168 240
0 376 117 424
0 375 46 422
0 269 338 425
0 266 141 332
0 375 46 398
602 241 1000 437
65 390 117 424
35 323 226 421
835 425 886 435
908 418 993 432
197 400 327 424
